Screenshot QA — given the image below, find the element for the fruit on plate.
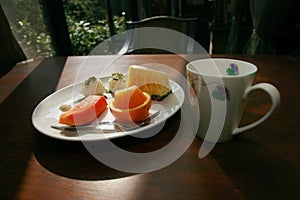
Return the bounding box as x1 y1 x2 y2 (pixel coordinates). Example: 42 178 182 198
59 95 107 126
109 85 152 123
127 65 172 101
79 76 105 96
108 73 127 93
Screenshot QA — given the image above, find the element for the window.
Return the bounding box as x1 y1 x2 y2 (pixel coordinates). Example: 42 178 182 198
1 0 55 59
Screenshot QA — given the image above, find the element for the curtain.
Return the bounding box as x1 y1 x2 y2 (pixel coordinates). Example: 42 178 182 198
225 0 250 54
243 0 294 54
0 4 26 77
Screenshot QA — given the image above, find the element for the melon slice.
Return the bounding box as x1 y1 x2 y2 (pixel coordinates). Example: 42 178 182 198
127 65 172 101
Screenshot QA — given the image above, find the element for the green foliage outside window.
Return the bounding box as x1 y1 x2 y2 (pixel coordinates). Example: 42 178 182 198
6 0 126 57
3 0 55 58
66 15 125 55
15 19 55 58
63 0 126 55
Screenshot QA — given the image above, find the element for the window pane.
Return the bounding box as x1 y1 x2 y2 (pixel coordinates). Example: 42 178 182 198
0 0 55 58
62 0 126 55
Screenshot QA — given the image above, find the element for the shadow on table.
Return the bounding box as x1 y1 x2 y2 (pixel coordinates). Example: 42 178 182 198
33 112 180 180
33 132 135 180
211 135 300 199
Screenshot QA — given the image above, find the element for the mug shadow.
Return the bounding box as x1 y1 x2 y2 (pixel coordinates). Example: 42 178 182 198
210 134 300 199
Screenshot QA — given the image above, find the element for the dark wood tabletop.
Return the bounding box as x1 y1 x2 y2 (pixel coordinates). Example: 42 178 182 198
0 54 299 200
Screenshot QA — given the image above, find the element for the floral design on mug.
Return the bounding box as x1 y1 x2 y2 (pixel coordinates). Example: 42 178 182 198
212 85 230 101
201 81 231 102
187 72 199 97
226 63 239 76
188 70 231 102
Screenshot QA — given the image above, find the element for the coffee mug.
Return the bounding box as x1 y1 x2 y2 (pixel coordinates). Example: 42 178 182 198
187 58 280 143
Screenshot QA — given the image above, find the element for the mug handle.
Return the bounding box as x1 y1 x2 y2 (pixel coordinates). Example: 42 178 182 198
232 83 280 135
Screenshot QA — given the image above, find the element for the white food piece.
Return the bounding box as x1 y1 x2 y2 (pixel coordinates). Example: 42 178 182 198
79 76 105 96
127 65 172 101
108 73 127 93
127 65 171 90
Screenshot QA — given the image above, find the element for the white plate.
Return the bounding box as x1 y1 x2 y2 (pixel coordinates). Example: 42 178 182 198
32 76 184 141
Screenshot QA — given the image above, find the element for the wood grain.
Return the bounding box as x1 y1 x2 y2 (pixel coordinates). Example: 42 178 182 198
1 54 300 200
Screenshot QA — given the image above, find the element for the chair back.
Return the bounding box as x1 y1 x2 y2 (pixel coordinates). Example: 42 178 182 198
119 16 198 54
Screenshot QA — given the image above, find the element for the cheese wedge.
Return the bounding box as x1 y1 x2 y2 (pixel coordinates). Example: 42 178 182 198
127 65 172 101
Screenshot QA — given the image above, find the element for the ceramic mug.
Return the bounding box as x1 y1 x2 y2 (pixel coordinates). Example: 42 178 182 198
187 58 280 143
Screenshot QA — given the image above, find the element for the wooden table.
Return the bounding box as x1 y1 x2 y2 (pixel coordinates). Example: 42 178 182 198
0 54 299 200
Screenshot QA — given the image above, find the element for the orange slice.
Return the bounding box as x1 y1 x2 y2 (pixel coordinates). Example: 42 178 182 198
109 86 151 123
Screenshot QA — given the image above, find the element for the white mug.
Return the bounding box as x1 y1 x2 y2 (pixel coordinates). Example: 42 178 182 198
186 58 280 143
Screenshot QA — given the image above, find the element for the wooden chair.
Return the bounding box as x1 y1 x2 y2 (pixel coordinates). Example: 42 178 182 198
118 16 198 54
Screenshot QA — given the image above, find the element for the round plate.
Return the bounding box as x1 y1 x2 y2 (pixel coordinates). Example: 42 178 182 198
32 76 184 141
